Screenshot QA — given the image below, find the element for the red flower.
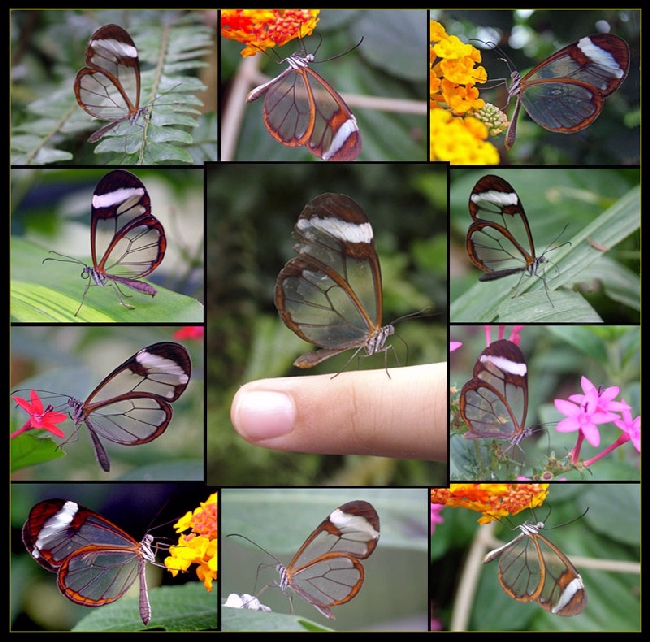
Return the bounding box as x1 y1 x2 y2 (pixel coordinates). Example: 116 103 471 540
173 326 204 341
11 390 67 439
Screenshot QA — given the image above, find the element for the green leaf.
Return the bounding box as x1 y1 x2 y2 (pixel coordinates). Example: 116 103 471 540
10 238 203 322
72 584 217 632
222 605 331 632
10 433 65 473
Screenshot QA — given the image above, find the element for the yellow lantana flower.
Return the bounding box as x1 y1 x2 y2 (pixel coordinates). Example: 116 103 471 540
165 493 218 591
429 20 503 164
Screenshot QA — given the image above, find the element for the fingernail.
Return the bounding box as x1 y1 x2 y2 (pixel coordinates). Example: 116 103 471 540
232 390 295 441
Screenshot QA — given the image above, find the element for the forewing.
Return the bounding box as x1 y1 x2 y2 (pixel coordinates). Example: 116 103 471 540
303 68 361 161
275 194 381 350
535 536 586 615
91 170 165 279
495 533 544 602
74 24 140 123
289 500 380 571
524 34 629 98
461 339 528 439
468 175 535 259
22 500 138 571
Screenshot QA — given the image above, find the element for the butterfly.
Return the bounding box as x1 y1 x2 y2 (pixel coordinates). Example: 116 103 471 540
459 338 533 451
247 43 361 161
483 517 587 616
22 497 163 624
231 500 380 619
504 33 630 149
75 24 148 143
44 169 166 317
466 174 567 306
274 193 394 369
59 341 191 472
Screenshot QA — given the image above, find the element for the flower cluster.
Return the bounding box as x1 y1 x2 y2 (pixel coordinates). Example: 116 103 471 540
555 376 641 464
431 483 549 523
429 20 500 164
165 493 218 591
221 9 320 57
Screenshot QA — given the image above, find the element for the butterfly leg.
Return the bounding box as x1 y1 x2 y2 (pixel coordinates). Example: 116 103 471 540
110 282 137 310
74 281 93 317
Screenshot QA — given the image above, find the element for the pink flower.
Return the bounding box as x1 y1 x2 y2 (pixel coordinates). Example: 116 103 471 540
614 402 641 452
483 325 523 346
11 390 67 439
569 377 629 415
430 503 444 533
554 377 623 447
450 341 462 352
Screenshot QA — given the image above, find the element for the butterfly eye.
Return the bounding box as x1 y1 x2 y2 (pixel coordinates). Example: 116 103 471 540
247 47 361 161
22 498 159 624
274 193 394 370
504 33 630 149
74 24 147 143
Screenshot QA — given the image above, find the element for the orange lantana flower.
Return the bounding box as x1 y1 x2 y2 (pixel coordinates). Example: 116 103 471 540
222 9 320 57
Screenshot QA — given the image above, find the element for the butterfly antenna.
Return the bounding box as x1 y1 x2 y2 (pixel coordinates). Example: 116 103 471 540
227 533 281 564
42 251 84 265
